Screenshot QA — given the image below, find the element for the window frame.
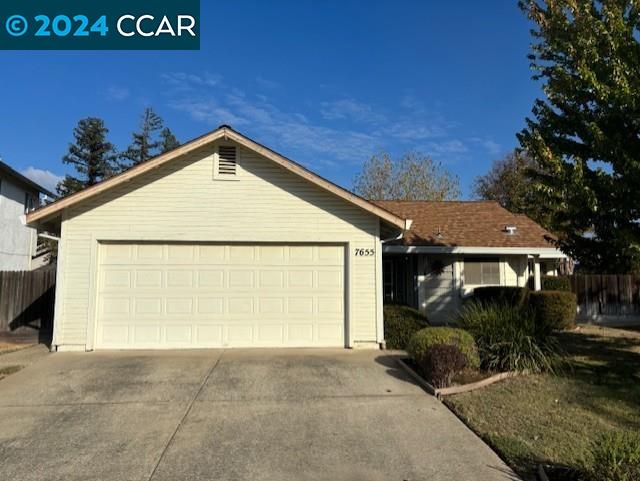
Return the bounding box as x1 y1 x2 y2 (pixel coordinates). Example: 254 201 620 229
463 257 501 286
24 192 36 214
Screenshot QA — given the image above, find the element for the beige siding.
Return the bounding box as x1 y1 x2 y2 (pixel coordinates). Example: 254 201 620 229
56 142 380 349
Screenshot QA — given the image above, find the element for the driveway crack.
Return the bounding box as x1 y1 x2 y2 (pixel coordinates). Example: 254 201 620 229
147 350 225 481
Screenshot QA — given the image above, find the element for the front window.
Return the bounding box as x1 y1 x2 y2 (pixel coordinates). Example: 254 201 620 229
24 193 36 213
464 258 500 285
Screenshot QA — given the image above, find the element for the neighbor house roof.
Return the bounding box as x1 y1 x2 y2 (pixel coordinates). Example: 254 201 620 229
26 125 409 229
0 160 55 197
374 200 556 249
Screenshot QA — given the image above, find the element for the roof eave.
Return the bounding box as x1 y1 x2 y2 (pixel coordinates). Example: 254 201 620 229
26 126 407 229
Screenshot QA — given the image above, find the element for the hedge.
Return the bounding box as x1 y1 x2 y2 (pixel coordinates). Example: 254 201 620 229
472 286 530 307
529 290 577 332
541 275 571 292
407 327 480 369
383 305 429 350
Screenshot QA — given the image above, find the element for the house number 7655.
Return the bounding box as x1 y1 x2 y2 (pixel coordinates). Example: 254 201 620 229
355 248 375 256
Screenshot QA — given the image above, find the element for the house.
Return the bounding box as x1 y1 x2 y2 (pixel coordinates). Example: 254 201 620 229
26 126 409 351
26 125 564 351
0 160 54 271
375 200 566 324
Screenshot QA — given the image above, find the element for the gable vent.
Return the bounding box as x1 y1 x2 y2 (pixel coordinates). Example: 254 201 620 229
218 146 237 175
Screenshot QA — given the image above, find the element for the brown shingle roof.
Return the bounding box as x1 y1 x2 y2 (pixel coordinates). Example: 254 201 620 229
374 200 556 248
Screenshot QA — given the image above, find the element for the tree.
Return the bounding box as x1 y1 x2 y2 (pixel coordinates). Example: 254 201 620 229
472 150 550 225
159 127 180 153
120 107 164 167
353 151 460 201
518 0 640 273
57 117 117 196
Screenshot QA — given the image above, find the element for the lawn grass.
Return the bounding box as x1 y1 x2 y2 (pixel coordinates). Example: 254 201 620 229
444 325 640 479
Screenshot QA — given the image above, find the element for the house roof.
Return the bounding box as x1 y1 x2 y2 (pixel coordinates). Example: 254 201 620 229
26 125 409 230
373 200 557 249
0 160 55 197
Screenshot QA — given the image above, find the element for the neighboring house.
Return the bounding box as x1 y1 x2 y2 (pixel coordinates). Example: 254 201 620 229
0 160 54 271
374 201 566 324
26 125 564 351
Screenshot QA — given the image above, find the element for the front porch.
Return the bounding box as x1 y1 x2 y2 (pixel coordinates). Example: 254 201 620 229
382 250 560 324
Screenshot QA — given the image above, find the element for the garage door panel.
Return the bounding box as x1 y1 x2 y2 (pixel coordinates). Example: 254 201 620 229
95 243 345 348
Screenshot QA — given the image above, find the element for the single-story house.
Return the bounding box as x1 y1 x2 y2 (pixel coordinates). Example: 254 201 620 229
27 126 564 351
373 201 566 324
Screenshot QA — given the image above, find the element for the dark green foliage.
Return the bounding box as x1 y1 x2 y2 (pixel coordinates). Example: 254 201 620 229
160 127 180 153
420 344 468 388
383 305 429 349
120 107 165 167
407 327 480 369
472 286 530 307
518 1 640 273
457 301 560 373
529 291 577 332
541 275 571 292
587 431 640 481
57 117 118 196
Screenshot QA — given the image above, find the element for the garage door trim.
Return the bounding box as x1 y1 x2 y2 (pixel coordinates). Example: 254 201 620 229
88 240 351 350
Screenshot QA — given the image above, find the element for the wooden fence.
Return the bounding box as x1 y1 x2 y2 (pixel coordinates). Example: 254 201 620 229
570 274 640 323
0 268 56 342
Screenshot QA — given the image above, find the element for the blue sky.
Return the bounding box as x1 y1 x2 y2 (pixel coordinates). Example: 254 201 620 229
0 1 539 196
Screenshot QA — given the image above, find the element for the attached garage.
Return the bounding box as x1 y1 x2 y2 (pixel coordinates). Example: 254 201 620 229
96 242 345 348
27 125 409 351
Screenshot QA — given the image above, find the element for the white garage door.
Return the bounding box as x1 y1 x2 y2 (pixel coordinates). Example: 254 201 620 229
95 243 345 349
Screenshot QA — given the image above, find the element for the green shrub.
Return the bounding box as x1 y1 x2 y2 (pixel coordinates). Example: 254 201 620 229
472 286 530 307
407 327 480 369
588 431 640 481
457 301 560 373
529 290 577 332
420 344 468 388
383 304 429 349
542 275 571 292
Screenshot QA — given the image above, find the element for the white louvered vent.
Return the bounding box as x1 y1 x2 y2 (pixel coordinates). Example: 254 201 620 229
218 146 237 176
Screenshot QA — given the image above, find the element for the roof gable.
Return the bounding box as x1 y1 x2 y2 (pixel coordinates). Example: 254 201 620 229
0 160 54 197
26 126 408 229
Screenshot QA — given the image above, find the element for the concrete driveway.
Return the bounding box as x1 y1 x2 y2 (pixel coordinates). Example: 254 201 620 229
0 348 518 481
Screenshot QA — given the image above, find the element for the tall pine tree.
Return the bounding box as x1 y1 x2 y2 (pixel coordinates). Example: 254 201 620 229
57 117 117 196
518 0 640 273
120 107 164 166
160 127 180 153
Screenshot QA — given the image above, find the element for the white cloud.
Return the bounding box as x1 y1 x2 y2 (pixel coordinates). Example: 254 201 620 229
161 72 221 90
255 77 280 90
21 167 63 193
320 98 386 124
470 137 502 156
163 72 474 166
105 86 130 101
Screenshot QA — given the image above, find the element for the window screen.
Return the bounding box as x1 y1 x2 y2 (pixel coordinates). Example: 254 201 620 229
464 258 500 285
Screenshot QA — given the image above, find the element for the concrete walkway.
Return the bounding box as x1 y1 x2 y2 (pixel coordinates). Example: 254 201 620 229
0 349 518 481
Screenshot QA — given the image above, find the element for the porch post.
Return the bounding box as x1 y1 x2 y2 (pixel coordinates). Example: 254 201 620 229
533 256 542 291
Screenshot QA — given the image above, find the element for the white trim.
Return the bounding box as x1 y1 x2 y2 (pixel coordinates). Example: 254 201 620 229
85 236 99 351
50 210 66 351
374 222 384 345
383 245 566 258
88 240 352 350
